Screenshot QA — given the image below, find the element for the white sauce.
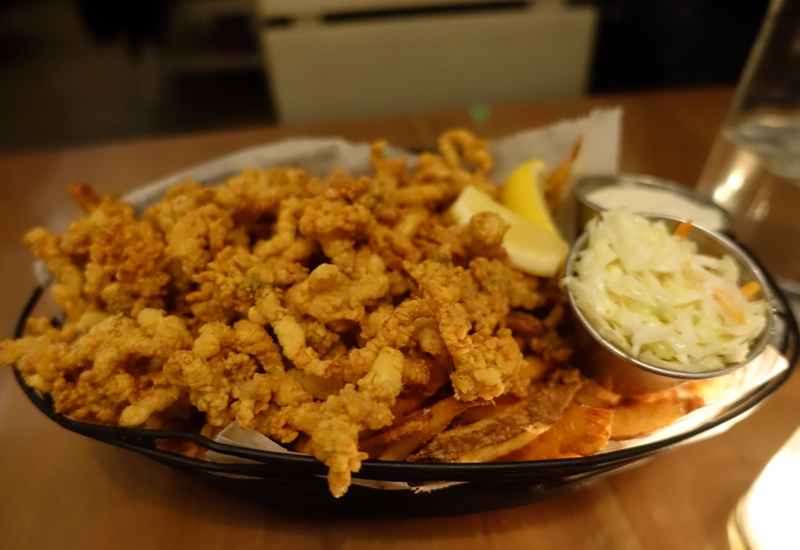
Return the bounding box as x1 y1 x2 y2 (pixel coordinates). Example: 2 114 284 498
586 185 727 230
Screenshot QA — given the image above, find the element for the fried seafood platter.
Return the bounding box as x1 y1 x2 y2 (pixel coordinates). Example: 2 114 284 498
1 130 718 499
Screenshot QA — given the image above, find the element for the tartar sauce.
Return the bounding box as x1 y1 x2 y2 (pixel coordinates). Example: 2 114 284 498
586 185 727 231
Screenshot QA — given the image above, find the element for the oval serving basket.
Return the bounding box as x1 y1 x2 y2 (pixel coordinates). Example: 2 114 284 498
14 253 798 517
10 137 799 516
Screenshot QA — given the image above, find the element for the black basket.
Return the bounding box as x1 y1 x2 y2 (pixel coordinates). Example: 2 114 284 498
13 266 799 516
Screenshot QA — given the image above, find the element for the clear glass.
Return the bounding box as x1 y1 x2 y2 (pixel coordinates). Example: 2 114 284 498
696 0 800 300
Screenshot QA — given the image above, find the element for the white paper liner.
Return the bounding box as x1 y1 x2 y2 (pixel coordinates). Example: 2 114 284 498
31 108 790 493
206 423 459 493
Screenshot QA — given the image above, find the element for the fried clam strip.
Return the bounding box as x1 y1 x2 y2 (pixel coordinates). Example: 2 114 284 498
347 297 437 380
25 188 169 321
501 405 613 461
83 203 171 317
402 129 497 206
165 203 249 280
213 167 325 227
296 195 373 262
284 249 391 331
249 290 340 379
291 347 405 497
0 309 192 425
408 376 581 463
406 255 529 402
188 245 308 324
0 128 600 500
24 227 87 321
162 319 313 438
359 409 435 460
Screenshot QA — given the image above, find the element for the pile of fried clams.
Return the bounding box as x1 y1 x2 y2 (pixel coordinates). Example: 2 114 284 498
0 130 702 497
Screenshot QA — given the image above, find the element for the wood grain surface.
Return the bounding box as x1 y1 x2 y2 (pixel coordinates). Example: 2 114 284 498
1 87 798 550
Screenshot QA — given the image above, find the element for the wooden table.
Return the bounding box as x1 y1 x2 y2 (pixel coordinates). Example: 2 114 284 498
1 87 798 549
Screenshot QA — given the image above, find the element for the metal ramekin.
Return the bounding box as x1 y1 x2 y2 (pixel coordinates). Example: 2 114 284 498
564 215 774 396
573 173 732 236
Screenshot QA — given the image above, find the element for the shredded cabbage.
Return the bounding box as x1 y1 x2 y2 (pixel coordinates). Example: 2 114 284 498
564 210 767 372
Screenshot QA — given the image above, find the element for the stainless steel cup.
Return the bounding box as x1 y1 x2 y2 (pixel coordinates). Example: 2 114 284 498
573 173 731 237
564 215 774 396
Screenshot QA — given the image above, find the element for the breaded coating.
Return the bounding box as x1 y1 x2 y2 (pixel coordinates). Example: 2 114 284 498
2 129 575 497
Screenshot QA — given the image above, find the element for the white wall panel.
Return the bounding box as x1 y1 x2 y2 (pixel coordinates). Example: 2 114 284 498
263 6 596 123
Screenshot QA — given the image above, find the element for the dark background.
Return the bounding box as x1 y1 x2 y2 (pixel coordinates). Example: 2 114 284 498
0 0 770 152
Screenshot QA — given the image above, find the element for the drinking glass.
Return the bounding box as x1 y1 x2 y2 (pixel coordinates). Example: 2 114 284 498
696 0 800 300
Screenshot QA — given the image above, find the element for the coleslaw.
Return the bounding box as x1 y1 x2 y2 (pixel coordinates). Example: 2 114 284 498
564 210 768 372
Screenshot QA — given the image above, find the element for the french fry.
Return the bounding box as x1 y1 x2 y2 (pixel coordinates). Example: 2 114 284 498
389 359 453 420
360 409 434 459
378 396 476 461
682 377 727 402
390 394 429 421
158 438 208 459
573 379 623 408
457 426 552 463
408 382 579 463
455 393 519 425
501 406 612 461
522 355 555 385
505 311 546 335
294 433 313 455
610 394 703 440
545 135 582 213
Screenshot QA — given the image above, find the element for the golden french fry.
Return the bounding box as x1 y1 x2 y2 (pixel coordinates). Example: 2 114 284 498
610 394 703 440
545 135 582 213
409 382 579 463
378 396 475 461
505 311 546 335
457 425 552 463
521 355 555 385
390 394 429 421
157 439 207 460
294 433 314 455
359 409 434 459
502 405 612 461
573 379 623 408
455 393 519 426
682 377 727 403
389 359 453 421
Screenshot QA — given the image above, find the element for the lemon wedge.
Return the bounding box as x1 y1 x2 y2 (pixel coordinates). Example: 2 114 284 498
501 159 558 233
450 186 569 277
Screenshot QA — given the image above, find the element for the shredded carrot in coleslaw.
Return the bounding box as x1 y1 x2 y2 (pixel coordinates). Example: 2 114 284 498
565 210 768 372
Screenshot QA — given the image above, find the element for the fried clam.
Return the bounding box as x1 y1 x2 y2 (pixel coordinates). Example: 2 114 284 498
0 129 706 498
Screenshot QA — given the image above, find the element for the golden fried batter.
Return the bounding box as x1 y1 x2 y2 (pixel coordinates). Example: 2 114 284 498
1 129 578 497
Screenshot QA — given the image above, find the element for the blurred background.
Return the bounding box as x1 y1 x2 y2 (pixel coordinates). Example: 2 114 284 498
0 0 768 152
